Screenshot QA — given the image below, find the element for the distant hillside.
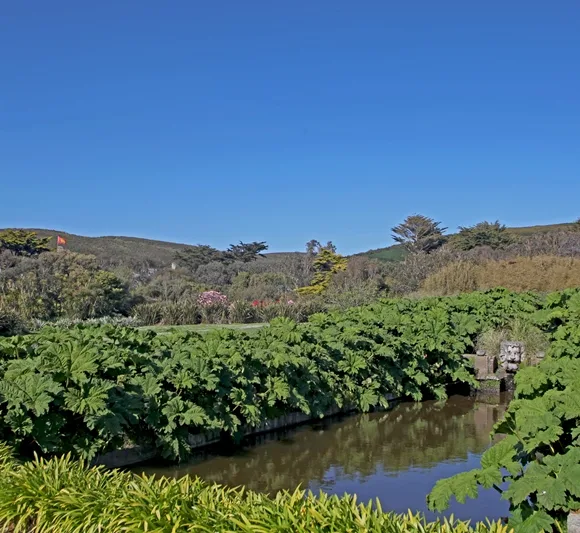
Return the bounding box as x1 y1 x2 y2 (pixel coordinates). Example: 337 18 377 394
2 222 576 267
357 222 578 262
0 229 299 268
17 230 192 267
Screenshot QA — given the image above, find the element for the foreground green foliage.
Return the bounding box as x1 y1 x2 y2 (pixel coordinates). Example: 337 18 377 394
0 444 509 533
428 289 580 533
0 288 546 462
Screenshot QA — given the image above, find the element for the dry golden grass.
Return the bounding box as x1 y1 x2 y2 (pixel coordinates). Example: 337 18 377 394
421 255 580 295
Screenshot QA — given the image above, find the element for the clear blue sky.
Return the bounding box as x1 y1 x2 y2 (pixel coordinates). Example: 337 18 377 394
1 1 579 254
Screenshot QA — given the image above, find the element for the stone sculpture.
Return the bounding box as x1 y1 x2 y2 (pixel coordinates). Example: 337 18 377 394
499 341 525 373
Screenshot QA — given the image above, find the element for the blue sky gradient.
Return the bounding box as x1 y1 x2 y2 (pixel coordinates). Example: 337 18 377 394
1 1 579 253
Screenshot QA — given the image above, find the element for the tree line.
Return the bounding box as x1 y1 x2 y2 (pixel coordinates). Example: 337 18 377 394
2 215 580 334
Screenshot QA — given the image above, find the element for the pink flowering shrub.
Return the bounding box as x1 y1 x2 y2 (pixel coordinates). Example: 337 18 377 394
197 291 228 306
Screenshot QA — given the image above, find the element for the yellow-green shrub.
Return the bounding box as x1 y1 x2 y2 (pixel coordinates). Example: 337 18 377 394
421 261 480 295
422 256 580 295
0 449 510 533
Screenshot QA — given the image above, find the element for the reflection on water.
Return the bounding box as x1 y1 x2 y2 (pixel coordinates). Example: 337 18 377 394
138 394 511 522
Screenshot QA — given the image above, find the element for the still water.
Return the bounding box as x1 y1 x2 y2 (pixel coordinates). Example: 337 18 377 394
139 394 511 522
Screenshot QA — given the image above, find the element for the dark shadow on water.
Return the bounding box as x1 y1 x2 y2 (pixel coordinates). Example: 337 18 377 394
136 393 512 522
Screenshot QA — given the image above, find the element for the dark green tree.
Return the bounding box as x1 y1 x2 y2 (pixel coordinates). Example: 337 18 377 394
0 230 50 256
305 240 321 256
452 220 513 251
173 245 224 273
391 215 447 254
305 240 337 255
227 241 268 263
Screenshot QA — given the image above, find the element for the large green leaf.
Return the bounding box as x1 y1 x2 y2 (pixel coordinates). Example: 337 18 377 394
427 470 479 512
480 435 519 469
510 509 554 533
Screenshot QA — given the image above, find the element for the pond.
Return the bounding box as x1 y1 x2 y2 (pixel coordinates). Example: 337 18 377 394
138 394 511 523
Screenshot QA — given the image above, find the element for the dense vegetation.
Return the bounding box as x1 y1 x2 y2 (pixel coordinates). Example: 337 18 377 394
0 444 510 533
6 286 523 461
2 220 580 332
2 286 580 531
0 287 564 463
422 256 580 295
428 289 580 532
10 222 576 268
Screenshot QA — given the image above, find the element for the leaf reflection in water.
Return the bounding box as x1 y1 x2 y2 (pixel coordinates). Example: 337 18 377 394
138 394 511 522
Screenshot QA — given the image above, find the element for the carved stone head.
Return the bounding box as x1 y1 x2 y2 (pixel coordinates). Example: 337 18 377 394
500 341 525 373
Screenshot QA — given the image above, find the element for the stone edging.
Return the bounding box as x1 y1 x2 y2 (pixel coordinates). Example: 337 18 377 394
93 394 399 468
569 512 580 533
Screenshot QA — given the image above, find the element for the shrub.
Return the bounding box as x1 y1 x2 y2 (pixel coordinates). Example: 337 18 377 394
228 300 258 323
247 298 323 323
478 256 580 292
229 271 296 301
324 280 385 310
421 261 480 295
383 247 460 295
507 230 580 257
323 256 388 309
0 309 26 337
132 302 164 326
133 270 203 303
292 297 326 321
160 300 201 325
451 221 513 251
476 318 549 359
199 301 229 324
197 290 228 306
256 300 297 322
422 255 580 295
0 252 131 321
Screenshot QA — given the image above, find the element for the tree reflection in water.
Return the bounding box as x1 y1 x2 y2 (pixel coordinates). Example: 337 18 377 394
138 394 511 522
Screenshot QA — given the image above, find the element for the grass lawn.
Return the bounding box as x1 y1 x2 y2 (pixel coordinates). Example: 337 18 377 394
140 323 268 335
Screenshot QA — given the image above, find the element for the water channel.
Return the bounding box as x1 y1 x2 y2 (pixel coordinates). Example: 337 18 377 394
139 394 511 522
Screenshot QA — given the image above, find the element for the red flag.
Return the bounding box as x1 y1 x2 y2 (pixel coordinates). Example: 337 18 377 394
57 236 66 246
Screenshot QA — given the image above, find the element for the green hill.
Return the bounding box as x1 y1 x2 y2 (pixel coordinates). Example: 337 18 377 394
2 222 576 267
0 229 299 268
357 222 578 262
19 230 192 267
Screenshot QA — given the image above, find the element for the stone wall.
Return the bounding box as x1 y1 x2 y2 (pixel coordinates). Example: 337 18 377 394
94 394 399 468
569 512 580 533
